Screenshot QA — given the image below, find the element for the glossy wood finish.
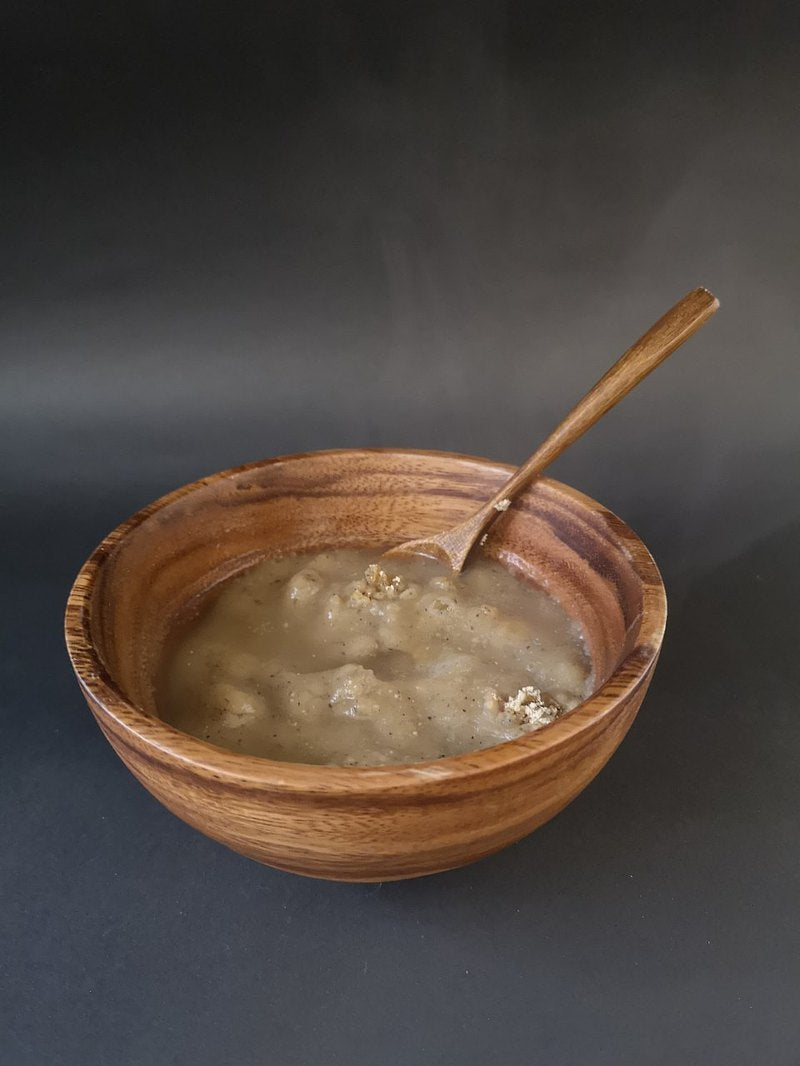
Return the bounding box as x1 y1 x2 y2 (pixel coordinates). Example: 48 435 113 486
65 449 667 881
388 288 718 571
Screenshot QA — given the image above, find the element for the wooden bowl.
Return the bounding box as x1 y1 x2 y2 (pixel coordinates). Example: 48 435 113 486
65 449 666 881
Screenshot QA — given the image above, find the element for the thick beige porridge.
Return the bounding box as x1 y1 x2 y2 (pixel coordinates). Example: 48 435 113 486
158 550 590 766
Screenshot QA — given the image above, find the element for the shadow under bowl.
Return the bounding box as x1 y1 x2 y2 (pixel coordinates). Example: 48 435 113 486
65 448 666 881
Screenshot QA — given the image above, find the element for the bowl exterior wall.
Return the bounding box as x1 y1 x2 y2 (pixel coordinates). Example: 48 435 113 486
80 671 652 881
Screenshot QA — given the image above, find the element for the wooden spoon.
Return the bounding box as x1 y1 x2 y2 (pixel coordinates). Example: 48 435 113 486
385 286 719 571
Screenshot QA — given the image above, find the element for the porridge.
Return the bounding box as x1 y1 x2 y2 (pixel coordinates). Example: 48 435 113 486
158 550 590 766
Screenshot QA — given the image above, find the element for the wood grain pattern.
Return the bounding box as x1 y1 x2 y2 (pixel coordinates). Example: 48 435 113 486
64 449 667 881
388 288 718 571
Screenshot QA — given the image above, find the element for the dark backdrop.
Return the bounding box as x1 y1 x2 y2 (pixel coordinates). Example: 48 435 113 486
2 3 799 1064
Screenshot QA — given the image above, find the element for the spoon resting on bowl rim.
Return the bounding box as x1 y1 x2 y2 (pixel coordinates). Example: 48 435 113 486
384 286 719 572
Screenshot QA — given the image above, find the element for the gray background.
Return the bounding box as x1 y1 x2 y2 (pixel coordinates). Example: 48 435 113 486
2 2 799 1063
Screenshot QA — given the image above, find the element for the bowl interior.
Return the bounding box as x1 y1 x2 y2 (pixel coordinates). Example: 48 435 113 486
80 449 661 740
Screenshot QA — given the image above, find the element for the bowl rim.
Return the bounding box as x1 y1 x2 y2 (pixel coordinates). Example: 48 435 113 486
65 447 667 794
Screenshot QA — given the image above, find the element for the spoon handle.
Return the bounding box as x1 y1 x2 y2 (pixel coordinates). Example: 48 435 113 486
385 286 719 571
484 286 719 511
